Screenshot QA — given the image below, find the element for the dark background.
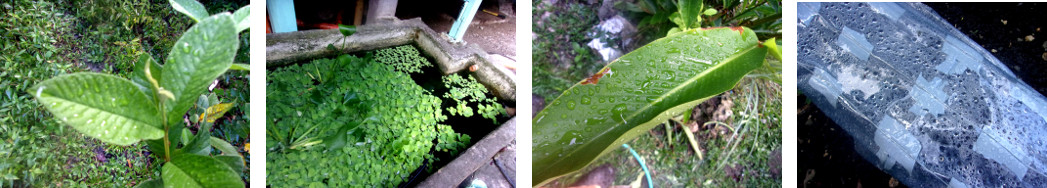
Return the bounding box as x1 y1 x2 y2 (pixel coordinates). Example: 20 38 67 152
799 3 1047 188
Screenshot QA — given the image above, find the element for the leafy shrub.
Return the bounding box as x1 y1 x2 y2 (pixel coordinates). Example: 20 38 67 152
266 48 474 187
374 45 432 74
619 0 782 40
28 0 250 187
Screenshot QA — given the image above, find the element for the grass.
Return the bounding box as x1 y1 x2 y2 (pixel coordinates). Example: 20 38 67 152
0 0 249 186
531 1 607 102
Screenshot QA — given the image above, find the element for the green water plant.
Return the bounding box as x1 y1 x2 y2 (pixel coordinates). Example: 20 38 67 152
374 45 433 74
266 49 473 187
532 27 781 186
442 74 506 123
29 0 249 187
327 24 358 51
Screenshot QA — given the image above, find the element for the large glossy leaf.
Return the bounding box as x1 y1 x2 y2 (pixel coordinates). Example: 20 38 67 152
209 136 240 156
678 0 702 28
160 13 238 126
162 154 244 188
531 27 767 185
31 73 164 146
214 155 245 173
169 0 209 22
231 5 251 32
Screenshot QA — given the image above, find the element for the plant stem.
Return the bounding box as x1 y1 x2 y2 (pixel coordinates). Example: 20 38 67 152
161 102 170 162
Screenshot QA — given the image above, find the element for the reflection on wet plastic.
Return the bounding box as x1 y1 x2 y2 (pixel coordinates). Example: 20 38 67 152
798 2 1047 187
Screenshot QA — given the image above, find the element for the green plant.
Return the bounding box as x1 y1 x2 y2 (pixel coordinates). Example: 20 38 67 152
374 44 433 74
435 124 471 156
267 51 474 186
532 27 781 186
619 0 781 40
327 24 358 51
29 0 250 187
442 74 506 123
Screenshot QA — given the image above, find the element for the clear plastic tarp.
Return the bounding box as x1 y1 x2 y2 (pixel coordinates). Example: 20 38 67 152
798 2 1047 187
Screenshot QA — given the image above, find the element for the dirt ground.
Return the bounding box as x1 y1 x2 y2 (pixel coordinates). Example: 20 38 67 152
927 3 1047 96
396 0 517 59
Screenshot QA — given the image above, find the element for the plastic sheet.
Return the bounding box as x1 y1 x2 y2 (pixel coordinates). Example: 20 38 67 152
798 2 1047 187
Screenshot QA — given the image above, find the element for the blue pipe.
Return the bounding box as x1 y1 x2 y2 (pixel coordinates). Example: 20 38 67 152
623 144 653 188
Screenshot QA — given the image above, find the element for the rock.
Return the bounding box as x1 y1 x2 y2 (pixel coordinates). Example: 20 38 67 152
570 164 615 188
533 94 546 117
587 15 637 62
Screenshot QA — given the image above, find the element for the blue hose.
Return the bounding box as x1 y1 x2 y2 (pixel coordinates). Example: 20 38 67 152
623 144 653 188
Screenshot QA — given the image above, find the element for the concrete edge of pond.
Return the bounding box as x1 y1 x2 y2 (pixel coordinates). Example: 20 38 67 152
265 18 516 101
417 116 517 187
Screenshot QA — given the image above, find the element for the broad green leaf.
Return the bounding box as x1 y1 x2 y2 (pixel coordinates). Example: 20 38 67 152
531 27 767 186
198 103 235 123
31 73 164 146
146 139 168 158
179 125 212 156
169 0 209 22
338 24 357 36
669 12 685 29
161 13 238 127
703 8 718 16
162 154 244 188
678 0 702 29
229 63 249 71
323 119 364 152
209 136 240 156
134 179 163 188
131 53 163 103
214 155 245 173
232 5 251 32
180 127 193 146
764 38 782 60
